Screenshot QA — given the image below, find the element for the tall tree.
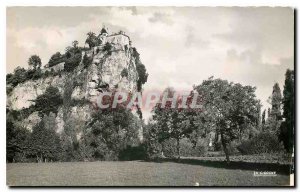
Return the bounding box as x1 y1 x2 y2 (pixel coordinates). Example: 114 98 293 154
85 32 99 48
6 109 31 162
271 83 282 120
29 116 62 162
265 83 282 133
28 55 42 70
279 69 294 153
261 109 266 127
72 40 79 48
152 88 200 159
194 77 260 163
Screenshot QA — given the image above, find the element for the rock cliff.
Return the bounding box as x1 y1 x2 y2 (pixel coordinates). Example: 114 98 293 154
7 31 142 141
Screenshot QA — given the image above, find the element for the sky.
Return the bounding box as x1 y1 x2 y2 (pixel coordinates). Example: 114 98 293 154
7 7 294 120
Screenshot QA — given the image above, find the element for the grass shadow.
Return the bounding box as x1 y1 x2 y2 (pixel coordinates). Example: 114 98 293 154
143 158 293 175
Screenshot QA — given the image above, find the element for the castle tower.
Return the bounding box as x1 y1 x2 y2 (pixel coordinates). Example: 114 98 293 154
99 27 109 45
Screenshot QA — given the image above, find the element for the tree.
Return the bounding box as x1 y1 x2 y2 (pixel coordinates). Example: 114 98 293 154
279 69 294 153
7 67 27 87
267 108 271 118
261 109 266 127
270 83 282 120
28 55 42 70
48 52 63 66
152 88 196 159
136 62 148 92
132 48 148 91
64 45 82 72
34 86 63 116
103 42 113 54
83 93 140 160
72 40 79 48
6 109 31 162
143 119 162 158
28 116 62 162
82 53 93 69
85 32 100 48
194 77 260 163
265 83 282 133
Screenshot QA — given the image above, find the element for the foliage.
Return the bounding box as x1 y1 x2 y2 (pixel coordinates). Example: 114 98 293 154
237 132 284 155
6 86 13 95
34 86 63 116
103 42 113 55
25 68 43 80
132 48 148 91
194 77 261 162
64 46 82 72
27 116 62 162
264 83 282 134
261 109 266 127
278 69 294 153
28 55 42 70
48 52 65 67
70 98 90 107
118 144 148 160
142 120 163 158
162 138 206 158
7 65 60 88
82 97 141 161
72 40 79 48
6 109 31 162
152 88 197 159
121 68 128 78
85 32 101 48
6 67 27 87
82 53 93 69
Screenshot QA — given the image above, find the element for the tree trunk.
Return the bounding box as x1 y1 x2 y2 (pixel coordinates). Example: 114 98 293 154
161 142 165 158
177 137 180 160
220 131 230 163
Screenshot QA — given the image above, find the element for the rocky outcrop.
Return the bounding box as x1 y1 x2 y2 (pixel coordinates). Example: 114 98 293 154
7 36 140 138
86 49 138 102
7 75 65 110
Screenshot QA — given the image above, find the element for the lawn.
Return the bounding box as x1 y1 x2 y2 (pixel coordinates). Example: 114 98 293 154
7 160 291 186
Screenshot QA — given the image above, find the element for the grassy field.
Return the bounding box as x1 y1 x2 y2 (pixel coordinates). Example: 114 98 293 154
7 160 291 186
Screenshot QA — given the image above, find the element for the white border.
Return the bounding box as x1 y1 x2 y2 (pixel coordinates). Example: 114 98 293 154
1 0 298 191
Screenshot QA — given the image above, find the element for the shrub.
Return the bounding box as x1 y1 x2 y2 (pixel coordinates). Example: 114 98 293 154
237 132 284 155
28 55 42 70
162 138 206 158
103 42 113 55
64 52 82 72
64 46 82 72
32 69 42 80
82 53 93 69
132 48 148 91
48 52 65 67
6 86 13 95
34 86 63 116
118 144 148 160
70 99 90 107
121 68 128 78
7 67 27 87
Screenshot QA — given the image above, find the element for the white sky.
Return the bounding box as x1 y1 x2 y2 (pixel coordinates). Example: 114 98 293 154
6 7 294 121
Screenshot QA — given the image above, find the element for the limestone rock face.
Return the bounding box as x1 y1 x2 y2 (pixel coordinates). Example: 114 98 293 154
86 46 138 102
7 75 65 111
7 40 140 139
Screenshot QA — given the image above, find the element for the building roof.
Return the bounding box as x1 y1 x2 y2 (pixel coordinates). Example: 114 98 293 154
100 28 108 34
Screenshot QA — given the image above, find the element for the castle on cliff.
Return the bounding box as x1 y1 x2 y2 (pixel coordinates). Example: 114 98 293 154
97 27 132 48
44 27 133 72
